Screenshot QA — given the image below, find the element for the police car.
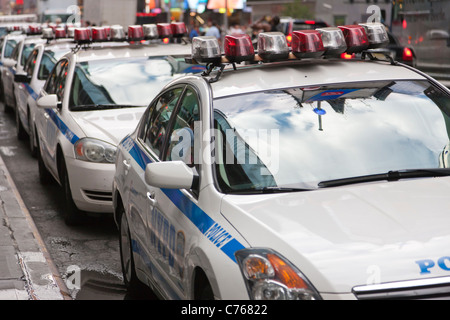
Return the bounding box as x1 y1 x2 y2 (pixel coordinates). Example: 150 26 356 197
35 24 204 225
1 26 45 116
0 31 25 112
14 28 76 155
113 23 450 300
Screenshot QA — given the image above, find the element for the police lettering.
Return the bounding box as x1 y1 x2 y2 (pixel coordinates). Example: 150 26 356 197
416 256 450 274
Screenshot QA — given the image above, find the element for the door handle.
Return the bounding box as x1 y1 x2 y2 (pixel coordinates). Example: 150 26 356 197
147 191 157 206
123 159 130 169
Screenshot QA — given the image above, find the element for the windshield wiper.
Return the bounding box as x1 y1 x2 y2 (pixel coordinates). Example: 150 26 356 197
227 186 312 194
71 104 144 111
318 168 450 188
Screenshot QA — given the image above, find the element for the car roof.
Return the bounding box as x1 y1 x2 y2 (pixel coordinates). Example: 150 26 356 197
208 59 426 99
71 42 192 63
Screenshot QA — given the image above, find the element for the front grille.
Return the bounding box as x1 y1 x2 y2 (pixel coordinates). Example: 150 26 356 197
83 190 113 202
353 276 450 300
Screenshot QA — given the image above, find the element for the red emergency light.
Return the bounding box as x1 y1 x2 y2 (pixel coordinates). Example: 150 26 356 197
128 25 144 41
171 22 186 37
54 28 66 39
91 27 108 42
224 34 254 63
157 23 172 38
291 30 325 58
338 25 369 54
74 28 90 44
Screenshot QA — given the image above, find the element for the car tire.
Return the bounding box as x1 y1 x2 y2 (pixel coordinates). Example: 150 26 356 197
60 158 83 225
119 209 140 291
16 109 27 140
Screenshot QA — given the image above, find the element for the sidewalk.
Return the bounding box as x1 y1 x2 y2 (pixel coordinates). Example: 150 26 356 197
0 155 71 300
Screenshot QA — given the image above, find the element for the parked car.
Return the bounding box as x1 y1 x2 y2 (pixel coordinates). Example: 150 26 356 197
113 25 450 300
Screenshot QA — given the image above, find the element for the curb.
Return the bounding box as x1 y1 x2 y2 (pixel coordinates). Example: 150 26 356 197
0 155 71 300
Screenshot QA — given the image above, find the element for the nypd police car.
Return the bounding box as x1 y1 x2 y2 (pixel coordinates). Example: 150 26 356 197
14 28 75 155
113 23 450 300
35 24 204 225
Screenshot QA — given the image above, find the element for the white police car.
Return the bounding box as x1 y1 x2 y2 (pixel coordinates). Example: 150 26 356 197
14 28 74 154
113 23 450 300
35 24 205 225
1 26 45 116
0 31 25 111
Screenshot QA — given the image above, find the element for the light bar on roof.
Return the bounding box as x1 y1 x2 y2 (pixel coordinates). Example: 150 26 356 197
192 36 221 64
74 28 90 44
111 25 126 41
157 23 172 38
92 27 108 42
316 27 347 56
171 22 186 38
224 34 254 63
291 30 325 59
358 22 388 48
42 28 53 39
54 28 66 39
338 25 369 53
128 25 144 41
257 32 289 62
143 24 158 40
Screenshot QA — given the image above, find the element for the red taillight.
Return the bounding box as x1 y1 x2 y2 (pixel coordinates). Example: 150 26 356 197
286 33 292 44
338 25 369 53
402 47 413 61
224 34 255 62
291 30 325 58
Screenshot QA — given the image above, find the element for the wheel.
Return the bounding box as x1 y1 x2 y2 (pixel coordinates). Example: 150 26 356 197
119 209 140 291
16 108 27 140
195 271 214 300
28 112 37 157
60 158 83 225
37 142 52 185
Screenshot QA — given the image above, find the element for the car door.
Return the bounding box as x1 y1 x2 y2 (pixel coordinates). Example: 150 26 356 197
39 59 69 178
147 86 201 298
123 86 185 297
17 48 38 132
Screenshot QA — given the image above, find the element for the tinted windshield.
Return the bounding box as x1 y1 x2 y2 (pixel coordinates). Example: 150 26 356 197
213 80 450 193
69 56 205 111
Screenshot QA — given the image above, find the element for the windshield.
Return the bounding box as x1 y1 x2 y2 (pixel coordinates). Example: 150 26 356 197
69 56 205 111
4 39 17 58
213 80 450 193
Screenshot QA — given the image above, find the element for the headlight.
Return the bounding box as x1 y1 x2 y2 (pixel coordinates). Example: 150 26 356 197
74 138 117 163
235 248 321 300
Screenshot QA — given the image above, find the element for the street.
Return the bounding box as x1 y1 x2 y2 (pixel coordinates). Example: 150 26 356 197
0 102 139 300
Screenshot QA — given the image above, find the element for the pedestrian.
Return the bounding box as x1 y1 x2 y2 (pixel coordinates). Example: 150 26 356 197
205 20 221 44
270 16 281 32
189 23 200 40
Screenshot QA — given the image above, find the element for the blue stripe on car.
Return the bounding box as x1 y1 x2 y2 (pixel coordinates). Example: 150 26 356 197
123 137 245 263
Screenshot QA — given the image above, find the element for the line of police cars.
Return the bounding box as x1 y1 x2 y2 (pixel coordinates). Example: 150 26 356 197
2 21 450 301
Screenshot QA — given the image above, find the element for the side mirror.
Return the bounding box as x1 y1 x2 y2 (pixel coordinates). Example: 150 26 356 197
145 161 198 190
14 73 31 83
3 59 16 68
37 94 59 109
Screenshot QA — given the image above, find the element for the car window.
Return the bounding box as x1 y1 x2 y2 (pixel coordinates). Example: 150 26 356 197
45 59 66 94
142 87 184 158
10 42 20 61
4 39 17 58
55 60 69 101
23 49 38 76
38 51 56 80
21 43 36 67
213 80 450 193
166 88 200 165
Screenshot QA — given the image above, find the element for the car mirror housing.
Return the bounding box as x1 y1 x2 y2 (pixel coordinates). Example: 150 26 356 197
145 161 197 190
37 94 59 109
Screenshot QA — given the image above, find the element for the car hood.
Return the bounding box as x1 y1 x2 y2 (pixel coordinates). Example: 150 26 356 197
70 107 146 145
221 177 450 293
